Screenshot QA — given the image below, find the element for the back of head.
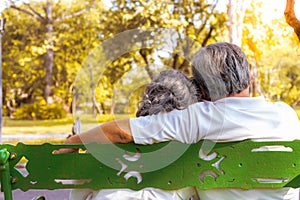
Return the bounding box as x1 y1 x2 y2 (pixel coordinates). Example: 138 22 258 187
136 69 200 117
192 42 250 100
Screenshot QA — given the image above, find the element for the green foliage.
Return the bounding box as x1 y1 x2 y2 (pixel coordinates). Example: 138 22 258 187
14 103 66 120
3 0 225 117
40 104 67 120
97 114 117 123
241 0 300 106
2 0 105 113
101 0 226 75
5 0 300 116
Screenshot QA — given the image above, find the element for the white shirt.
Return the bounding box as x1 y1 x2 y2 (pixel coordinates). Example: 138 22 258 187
70 187 198 200
71 96 299 200
131 96 300 143
129 96 300 200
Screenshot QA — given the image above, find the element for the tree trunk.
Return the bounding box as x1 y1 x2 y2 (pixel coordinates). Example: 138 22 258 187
139 49 154 80
284 0 300 41
291 96 300 108
44 45 54 104
250 64 260 97
10 0 95 104
44 1 54 104
110 86 116 115
227 0 248 47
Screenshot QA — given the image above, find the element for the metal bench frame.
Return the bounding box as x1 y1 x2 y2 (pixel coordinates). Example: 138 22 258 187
0 140 299 200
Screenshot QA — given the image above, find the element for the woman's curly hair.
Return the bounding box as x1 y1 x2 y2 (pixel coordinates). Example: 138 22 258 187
136 69 202 117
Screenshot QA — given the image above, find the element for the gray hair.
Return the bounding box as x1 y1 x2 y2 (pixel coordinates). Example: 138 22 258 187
136 69 201 117
192 42 250 99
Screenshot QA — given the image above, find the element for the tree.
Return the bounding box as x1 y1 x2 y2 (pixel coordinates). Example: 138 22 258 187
92 0 226 114
227 0 249 46
6 0 96 104
284 0 300 41
2 7 46 107
241 0 300 106
2 0 107 119
99 0 226 77
2 0 228 117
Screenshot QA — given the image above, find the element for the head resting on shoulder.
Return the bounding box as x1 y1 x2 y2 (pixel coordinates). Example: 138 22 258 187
136 69 201 117
191 42 250 100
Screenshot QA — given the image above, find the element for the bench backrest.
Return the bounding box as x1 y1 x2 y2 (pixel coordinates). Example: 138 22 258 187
0 140 299 200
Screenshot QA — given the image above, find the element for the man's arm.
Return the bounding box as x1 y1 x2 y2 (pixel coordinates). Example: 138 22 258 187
56 119 133 153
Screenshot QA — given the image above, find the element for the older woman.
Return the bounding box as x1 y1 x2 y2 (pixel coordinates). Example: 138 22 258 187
70 69 203 200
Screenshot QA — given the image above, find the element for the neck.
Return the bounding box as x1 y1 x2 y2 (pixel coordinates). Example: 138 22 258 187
212 87 250 101
229 88 250 98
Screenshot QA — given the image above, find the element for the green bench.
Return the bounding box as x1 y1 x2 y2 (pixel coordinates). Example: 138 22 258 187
0 140 299 200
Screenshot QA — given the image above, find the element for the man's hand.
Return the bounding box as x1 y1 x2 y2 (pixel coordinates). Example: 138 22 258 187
54 135 82 154
55 119 133 154
53 147 79 154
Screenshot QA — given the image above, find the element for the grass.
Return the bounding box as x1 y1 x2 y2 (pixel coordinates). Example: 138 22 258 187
1 114 130 134
3 126 71 135
6 138 66 145
3 114 95 127
1 114 129 144
3 115 75 135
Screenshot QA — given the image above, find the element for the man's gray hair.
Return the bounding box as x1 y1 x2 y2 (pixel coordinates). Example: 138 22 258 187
192 42 250 99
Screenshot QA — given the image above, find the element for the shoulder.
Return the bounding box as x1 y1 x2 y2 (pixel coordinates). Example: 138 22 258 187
273 101 295 112
273 101 299 121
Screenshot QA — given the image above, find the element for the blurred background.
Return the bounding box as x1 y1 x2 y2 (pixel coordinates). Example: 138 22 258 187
0 0 300 144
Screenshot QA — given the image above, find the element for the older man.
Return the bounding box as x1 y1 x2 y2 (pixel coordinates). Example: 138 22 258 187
63 42 300 200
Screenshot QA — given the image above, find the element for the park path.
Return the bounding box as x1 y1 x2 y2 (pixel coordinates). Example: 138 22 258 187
2 132 70 143
1 133 72 200
0 189 71 200
1 122 100 143
0 167 71 200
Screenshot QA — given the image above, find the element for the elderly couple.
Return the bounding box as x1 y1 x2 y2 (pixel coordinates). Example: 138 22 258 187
61 42 300 200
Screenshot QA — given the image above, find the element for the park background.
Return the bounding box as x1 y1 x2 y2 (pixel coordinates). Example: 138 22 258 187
0 0 300 144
